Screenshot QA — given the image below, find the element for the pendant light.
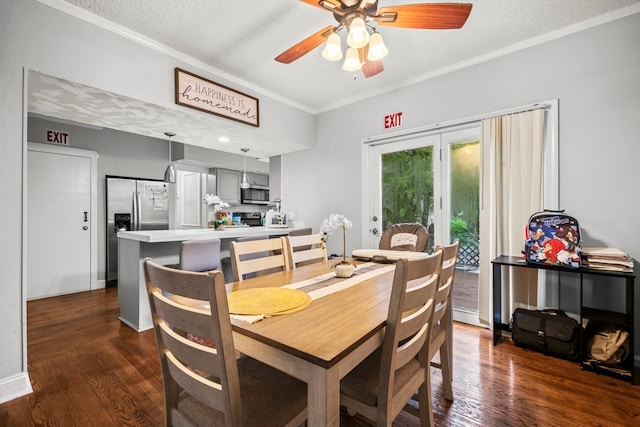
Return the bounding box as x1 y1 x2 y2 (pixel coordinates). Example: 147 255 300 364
163 132 176 183
240 148 250 189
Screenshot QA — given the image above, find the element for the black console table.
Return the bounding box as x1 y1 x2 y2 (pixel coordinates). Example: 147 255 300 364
491 255 638 384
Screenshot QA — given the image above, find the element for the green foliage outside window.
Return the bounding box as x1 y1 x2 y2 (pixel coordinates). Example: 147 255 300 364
380 140 480 263
382 148 435 252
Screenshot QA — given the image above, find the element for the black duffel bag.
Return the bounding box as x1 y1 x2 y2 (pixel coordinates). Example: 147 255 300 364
511 308 580 360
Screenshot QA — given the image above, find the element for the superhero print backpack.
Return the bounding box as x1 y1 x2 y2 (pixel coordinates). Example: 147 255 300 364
524 209 582 268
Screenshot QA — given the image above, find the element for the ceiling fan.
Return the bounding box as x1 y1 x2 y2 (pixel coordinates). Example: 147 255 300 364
275 1 473 78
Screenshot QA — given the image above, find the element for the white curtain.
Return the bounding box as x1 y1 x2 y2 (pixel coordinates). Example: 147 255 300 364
478 109 545 326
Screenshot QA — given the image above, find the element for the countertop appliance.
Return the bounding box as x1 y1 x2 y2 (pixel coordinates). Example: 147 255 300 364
265 210 288 228
235 212 263 227
106 176 169 284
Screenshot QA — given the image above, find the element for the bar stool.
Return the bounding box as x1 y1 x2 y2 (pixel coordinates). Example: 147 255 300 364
179 238 221 272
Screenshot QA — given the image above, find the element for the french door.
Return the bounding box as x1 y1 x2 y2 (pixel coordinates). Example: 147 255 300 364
365 125 481 324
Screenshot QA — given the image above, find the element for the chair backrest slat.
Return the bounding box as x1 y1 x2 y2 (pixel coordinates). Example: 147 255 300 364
431 241 460 334
230 236 290 281
285 233 327 268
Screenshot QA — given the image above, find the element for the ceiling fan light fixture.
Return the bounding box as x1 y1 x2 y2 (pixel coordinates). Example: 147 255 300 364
322 32 343 61
367 32 388 61
342 47 362 71
346 16 369 48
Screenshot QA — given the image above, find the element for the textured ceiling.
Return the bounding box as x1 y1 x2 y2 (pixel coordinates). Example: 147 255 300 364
29 0 640 157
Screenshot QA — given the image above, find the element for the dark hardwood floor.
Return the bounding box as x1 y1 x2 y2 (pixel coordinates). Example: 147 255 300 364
1 287 639 426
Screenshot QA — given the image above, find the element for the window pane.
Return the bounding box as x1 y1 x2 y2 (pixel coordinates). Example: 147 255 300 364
381 147 435 253
450 140 480 313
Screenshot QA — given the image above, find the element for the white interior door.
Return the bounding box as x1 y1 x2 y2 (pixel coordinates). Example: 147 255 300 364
27 148 92 299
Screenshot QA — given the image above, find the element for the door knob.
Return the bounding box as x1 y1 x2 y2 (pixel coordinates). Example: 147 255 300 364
370 227 379 236
82 226 88 231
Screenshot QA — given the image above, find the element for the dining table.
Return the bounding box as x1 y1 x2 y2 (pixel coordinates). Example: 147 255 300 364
224 259 398 427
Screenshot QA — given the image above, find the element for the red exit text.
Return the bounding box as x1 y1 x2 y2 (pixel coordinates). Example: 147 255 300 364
384 112 403 129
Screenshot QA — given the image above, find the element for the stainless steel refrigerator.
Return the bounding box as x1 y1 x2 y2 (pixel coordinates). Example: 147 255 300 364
106 176 169 284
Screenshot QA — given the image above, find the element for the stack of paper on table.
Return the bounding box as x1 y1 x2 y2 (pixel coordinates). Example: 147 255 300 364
582 247 634 272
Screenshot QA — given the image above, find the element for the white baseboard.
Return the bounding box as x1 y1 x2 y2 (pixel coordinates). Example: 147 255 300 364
93 279 106 290
0 372 33 404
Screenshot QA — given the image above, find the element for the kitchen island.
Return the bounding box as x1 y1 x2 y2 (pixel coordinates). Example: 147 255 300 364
117 226 299 331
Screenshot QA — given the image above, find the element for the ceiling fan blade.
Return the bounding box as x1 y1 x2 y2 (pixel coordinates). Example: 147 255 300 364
362 59 384 78
275 25 337 64
298 0 342 12
359 46 384 78
376 3 472 29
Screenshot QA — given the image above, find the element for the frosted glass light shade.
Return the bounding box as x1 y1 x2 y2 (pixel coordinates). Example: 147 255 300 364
342 47 362 71
367 32 388 61
240 172 250 189
322 32 343 61
347 17 369 48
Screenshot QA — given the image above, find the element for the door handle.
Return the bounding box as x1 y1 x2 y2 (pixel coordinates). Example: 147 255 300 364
370 227 379 236
83 211 88 222
82 226 88 231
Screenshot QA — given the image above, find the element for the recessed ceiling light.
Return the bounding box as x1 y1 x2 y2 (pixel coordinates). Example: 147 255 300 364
218 136 230 143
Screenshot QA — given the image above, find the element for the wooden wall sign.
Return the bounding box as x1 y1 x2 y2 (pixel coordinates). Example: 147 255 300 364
174 68 259 127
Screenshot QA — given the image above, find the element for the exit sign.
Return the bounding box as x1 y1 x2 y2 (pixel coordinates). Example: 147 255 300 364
46 129 69 145
384 112 403 129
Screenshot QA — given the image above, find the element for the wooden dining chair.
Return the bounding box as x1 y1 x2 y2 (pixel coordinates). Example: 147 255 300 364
404 240 460 424
179 238 221 272
378 223 430 252
285 233 327 268
340 249 443 427
230 236 291 281
220 234 269 282
143 258 307 427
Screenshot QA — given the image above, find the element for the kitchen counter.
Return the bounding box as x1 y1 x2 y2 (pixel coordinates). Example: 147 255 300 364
117 226 294 243
117 226 301 331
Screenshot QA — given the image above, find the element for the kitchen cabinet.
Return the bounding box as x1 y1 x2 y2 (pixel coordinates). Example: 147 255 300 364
215 168 241 205
246 172 269 187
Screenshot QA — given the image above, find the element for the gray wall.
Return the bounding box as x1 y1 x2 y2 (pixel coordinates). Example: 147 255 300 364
282 13 640 363
0 0 313 399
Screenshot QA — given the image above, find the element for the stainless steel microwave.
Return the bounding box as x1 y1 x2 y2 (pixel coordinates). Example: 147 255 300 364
241 187 269 205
